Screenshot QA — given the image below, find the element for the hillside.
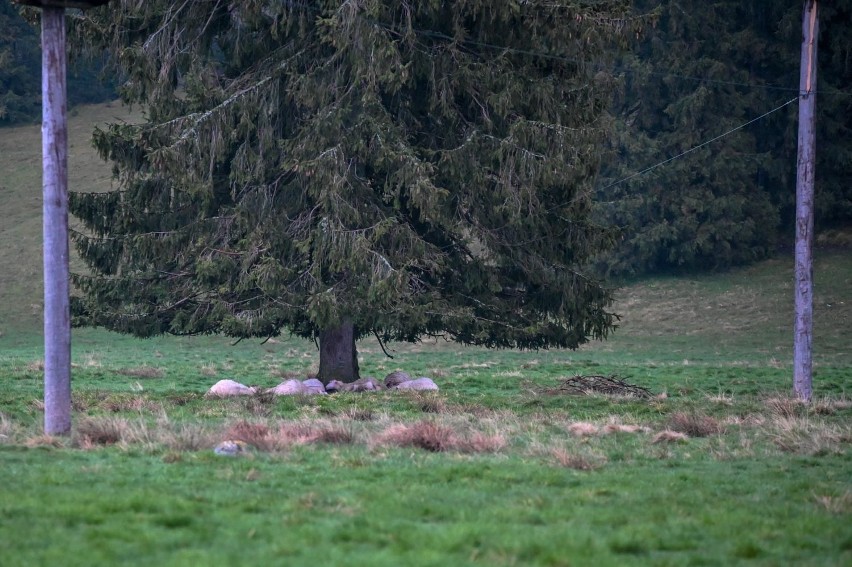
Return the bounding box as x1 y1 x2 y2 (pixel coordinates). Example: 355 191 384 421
0 101 140 333
0 101 849 366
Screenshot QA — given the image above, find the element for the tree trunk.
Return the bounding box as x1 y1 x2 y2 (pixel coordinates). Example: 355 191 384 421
42 6 72 436
317 319 360 384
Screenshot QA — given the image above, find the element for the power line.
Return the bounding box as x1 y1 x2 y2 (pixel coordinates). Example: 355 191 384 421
596 97 799 192
275 3 852 97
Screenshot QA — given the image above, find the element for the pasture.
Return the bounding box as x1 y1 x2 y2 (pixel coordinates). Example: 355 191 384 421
0 104 850 565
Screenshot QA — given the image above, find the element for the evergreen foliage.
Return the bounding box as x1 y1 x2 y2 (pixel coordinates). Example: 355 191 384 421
0 0 40 123
594 0 851 277
69 1 632 367
0 0 117 126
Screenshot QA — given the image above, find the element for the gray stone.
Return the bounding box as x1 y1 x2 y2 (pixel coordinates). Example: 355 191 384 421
206 379 257 397
393 377 439 391
384 370 412 389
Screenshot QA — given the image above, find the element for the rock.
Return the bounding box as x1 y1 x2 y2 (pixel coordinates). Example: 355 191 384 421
393 377 439 391
214 439 251 456
384 370 412 389
302 378 327 395
267 379 308 396
326 376 383 393
206 379 257 397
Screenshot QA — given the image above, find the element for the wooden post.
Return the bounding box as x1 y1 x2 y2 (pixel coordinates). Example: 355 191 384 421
42 5 72 435
794 0 818 402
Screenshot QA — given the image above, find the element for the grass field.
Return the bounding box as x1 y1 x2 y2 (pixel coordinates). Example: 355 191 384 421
0 103 850 566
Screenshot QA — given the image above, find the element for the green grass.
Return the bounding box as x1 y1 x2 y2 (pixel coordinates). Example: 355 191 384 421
0 102 850 565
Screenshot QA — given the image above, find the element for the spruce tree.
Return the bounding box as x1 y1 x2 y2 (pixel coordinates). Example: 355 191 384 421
69 0 630 382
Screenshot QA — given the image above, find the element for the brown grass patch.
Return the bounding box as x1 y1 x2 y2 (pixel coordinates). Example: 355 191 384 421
24 434 65 448
812 396 852 416
652 430 689 444
459 431 507 453
263 420 356 449
667 412 724 437
225 420 272 450
765 396 807 419
73 416 130 448
377 421 457 452
601 424 651 435
567 422 599 437
116 366 165 379
550 448 606 470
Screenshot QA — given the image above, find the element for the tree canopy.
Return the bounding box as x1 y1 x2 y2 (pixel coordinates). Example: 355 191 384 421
69 0 633 379
0 0 116 125
593 0 852 277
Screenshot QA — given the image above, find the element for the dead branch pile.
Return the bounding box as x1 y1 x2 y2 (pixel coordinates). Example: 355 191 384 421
545 375 653 399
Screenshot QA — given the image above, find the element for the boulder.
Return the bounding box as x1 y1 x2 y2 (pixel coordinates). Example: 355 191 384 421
302 378 327 395
206 379 257 397
384 370 412 389
393 377 439 391
267 379 308 396
326 376 383 393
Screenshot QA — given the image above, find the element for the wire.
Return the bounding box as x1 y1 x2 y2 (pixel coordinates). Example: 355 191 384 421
256 2 852 98
596 97 799 192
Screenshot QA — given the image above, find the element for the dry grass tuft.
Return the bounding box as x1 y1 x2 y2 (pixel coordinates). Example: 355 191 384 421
769 416 848 455
344 408 375 421
706 392 734 406
116 366 165 379
0 413 18 444
377 421 457 452
812 491 852 515
459 431 507 453
601 424 651 435
225 420 272 449
240 392 277 417
24 434 65 448
812 396 852 416
312 426 355 445
414 395 447 414
73 416 130 448
567 422 599 437
162 423 217 452
667 412 724 437
200 364 218 377
765 396 807 419
262 420 355 449
550 448 606 470
652 430 689 444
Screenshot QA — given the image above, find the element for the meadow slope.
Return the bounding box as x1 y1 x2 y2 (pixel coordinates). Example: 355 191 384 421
0 102 849 566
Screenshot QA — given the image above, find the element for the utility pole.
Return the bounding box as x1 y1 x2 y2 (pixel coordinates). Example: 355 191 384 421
14 0 113 434
794 0 818 402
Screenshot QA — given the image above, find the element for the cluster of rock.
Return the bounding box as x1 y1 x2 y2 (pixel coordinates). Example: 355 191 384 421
205 371 438 398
